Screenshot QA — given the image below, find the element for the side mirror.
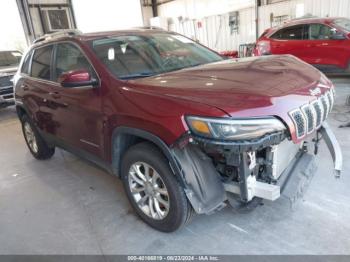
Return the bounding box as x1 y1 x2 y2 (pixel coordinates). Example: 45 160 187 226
330 32 346 40
58 69 98 88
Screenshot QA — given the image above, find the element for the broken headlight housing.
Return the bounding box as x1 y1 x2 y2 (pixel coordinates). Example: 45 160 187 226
186 116 286 141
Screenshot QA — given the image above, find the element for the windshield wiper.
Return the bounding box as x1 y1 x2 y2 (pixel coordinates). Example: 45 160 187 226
119 72 157 80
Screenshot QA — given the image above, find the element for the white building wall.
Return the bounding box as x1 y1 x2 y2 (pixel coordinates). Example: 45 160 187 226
73 0 144 32
158 0 350 52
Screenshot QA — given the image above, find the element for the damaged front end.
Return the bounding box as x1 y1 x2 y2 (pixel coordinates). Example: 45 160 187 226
171 115 342 215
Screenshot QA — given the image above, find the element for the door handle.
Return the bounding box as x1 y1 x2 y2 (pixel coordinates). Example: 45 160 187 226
49 92 61 99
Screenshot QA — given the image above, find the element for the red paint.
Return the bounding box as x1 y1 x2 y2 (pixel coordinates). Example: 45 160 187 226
219 50 239 58
15 30 334 165
58 69 91 85
254 17 350 71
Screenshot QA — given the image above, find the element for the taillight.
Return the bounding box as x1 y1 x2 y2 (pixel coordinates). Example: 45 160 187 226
256 40 271 56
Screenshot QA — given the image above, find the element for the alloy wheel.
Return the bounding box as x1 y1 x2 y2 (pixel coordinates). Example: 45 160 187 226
128 162 170 220
24 122 38 153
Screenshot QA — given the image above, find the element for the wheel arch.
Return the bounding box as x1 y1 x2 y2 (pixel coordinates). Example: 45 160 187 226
111 127 184 185
16 104 28 120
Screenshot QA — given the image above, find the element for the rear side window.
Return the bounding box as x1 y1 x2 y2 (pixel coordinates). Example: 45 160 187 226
31 45 53 80
54 43 95 81
271 25 304 40
21 50 32 75
308 24 340 40
333 18 350 31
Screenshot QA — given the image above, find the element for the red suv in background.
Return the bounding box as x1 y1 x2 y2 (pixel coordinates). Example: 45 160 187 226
14 29 342 232
254 17 350 74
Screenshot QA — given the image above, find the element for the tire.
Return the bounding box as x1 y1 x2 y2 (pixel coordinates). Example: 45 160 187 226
121 142 193 232
21 114 55 160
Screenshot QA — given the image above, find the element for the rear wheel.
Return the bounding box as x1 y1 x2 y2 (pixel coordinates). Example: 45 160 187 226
121 142 192 232
21 115 55 160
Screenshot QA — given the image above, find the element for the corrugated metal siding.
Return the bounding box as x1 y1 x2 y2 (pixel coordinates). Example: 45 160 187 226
168 9 256 51
302 0 350 17
160 0 350 52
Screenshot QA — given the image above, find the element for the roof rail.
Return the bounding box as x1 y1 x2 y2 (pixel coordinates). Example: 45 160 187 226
290 14 319 21
133 26 165 30
33 29 82 44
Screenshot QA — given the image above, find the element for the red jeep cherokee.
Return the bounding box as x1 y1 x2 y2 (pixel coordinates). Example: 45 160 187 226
254 17 350 74
14 29 342 232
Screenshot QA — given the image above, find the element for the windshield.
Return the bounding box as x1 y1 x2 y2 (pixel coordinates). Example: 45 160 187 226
91 33 223 80
0 51 22 67
333 18 350 31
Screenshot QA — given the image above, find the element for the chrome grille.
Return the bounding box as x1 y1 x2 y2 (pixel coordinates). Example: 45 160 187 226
289 90 334 139
311 99 323 128
301 105 316 134
290 109 306 138
321 95 330 120
327 91 334 111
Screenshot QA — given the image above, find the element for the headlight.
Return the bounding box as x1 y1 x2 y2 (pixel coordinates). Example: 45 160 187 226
186 116 286 141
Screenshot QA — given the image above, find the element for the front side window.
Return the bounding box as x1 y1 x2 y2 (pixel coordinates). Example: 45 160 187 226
0 51 22 68
91 33 223 80
271 25 304 40
31 45 53 80
333 18 350 31
308 24 338 40
54 43 95 81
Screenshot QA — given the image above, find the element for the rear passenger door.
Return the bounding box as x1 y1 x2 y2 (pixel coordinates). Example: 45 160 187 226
20 45 59 135
48 42 104 158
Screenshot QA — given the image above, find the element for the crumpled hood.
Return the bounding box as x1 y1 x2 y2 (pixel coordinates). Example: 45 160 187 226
126 55 333 142
128 55 327 115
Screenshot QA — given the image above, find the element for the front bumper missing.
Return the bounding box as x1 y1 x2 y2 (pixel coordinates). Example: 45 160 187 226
173 122 342 214
223 122 342 203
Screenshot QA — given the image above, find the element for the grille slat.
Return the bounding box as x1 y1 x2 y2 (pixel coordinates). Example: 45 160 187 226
290 89 334 139
301 105 316 134
321 95 330 120
290 109 306 138
327 91 334 112
312 100 323 128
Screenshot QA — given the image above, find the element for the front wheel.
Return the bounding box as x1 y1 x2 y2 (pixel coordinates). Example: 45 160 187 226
121 142 192 232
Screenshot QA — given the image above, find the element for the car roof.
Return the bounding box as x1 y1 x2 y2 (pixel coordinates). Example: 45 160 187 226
31 28 169 48
264 17 344 37
282 17 341 27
